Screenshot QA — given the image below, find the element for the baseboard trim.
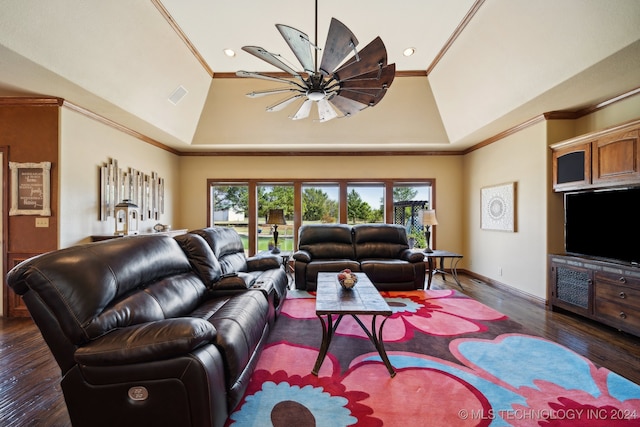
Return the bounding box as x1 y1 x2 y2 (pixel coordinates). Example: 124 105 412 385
460 269 548 309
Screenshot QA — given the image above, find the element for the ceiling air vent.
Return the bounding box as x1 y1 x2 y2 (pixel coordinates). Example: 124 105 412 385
168 85 188 105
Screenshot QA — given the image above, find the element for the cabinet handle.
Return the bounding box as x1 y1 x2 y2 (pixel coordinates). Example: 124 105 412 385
619 292 627 299
618 277 627 284
619 312 627 319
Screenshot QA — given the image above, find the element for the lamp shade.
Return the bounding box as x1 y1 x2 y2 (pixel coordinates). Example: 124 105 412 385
266 209 286 225
421 209 438 226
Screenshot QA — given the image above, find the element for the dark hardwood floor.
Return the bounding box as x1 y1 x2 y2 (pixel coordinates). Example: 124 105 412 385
1 272 639 426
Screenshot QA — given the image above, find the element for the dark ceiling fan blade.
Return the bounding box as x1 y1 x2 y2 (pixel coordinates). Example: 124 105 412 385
241 46 301 77
236 71 305 88
338 87 389 106
333 37 388 82
266 94 305 112
339 64 395 90
329 95 367 117
276 24 315 74
290 99 313 120
317 98 339 122
319 18 359 76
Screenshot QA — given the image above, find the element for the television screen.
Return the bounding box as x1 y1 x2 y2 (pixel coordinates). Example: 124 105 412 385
564 187 640 265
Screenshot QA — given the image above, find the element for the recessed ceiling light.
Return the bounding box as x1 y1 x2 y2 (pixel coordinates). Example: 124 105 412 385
403 47 416 57
223 48 236 57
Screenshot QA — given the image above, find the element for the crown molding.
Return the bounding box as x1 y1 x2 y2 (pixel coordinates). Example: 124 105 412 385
4 86 637 157
0 97 63 107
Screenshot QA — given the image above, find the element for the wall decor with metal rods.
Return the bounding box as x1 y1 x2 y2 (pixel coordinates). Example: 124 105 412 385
99 158 164 221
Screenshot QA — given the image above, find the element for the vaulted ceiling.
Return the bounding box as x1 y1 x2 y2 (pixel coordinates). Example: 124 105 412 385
1 0 639 153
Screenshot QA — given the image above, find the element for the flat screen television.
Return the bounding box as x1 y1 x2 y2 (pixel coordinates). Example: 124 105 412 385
564 187 640 265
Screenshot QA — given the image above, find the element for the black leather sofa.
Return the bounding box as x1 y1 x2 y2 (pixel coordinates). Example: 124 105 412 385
6 227 287 427
293 223 426 291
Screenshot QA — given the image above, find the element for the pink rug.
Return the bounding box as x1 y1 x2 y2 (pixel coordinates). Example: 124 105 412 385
227 289 640 426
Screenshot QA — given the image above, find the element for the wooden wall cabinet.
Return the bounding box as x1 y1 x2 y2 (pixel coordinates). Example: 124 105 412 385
551 119 640 191
549 255 640 337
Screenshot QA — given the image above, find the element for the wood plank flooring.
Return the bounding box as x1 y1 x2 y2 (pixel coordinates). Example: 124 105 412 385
1 273 639 426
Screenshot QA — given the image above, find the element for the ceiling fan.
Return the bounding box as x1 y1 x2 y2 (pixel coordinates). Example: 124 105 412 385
235 3 395 122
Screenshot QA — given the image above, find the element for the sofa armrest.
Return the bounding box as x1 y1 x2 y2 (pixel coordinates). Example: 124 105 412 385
246 255 281 271
74 318 217 366
401 249 426 263
292 250 311 263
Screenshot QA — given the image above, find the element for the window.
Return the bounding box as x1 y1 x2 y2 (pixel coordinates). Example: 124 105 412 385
346 183 384 223
208 179 433 255
210 184 249 250
258 184 294 252
302 183 339 225
393 183 433 249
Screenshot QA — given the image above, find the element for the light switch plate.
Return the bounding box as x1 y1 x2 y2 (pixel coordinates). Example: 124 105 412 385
35 218 49 227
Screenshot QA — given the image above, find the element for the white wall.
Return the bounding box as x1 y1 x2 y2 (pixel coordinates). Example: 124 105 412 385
59 107 180 248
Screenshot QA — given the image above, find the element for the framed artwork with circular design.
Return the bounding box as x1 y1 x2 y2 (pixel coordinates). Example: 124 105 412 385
481 182 516 232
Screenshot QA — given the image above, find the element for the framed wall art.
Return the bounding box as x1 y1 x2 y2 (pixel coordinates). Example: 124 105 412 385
481 182 516 232
9 161 52 216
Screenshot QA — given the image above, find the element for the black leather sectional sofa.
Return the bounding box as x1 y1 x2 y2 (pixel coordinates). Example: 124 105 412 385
7 227 287 427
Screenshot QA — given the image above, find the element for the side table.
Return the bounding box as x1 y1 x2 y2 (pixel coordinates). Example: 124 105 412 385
424 250 463 290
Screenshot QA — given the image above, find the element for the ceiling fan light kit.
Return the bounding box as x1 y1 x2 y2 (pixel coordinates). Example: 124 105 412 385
236 10 395 123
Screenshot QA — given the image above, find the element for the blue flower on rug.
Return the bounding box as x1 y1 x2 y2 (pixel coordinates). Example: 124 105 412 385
366 333 640 426
229 380 357 426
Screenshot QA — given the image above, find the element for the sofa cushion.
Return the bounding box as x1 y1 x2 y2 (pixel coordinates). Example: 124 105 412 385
360 259 418 282
6 235 197 345
352 224 410 260
174 233 223 286
87 272 207 338
297 224 355 260
75 318 217 365
212 272 255 290
191 228 248 273
202 292 269 388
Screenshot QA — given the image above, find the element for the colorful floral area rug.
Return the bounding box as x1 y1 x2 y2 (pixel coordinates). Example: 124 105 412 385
227 290 640 426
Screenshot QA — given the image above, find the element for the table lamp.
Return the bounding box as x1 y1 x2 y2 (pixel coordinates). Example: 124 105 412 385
421 209 438 253
266 209 286 253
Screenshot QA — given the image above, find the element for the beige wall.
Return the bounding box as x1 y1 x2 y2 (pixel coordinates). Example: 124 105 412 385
56 93 640 302
59 107 181 248
461 95 640 301
178 154 465 254
463 122 549 299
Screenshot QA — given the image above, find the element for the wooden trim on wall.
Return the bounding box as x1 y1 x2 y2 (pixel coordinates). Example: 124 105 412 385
426 0 486 76
6 86 636 159
62 101 181 155
151 0 213 77
0 97 63 107
1 146 8 318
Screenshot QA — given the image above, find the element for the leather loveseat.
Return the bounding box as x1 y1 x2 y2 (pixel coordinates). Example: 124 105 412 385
6 228 287 427
293 223 426 291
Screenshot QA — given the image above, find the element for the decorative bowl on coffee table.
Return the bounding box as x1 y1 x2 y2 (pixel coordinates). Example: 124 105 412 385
337 269 358 290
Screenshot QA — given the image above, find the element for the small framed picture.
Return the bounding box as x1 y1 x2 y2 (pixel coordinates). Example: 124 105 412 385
481 182 516 232
9 161 52 216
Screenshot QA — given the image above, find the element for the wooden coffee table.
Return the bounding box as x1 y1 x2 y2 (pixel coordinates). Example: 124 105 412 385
312 272 396 377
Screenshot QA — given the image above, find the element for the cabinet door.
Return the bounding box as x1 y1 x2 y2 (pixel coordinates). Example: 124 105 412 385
552 142 591 191
549 261 593 317
592 128 640 186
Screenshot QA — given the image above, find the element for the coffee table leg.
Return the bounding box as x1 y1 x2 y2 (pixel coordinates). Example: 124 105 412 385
312 314 341 376
351 315 396 377
372 316 396 377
